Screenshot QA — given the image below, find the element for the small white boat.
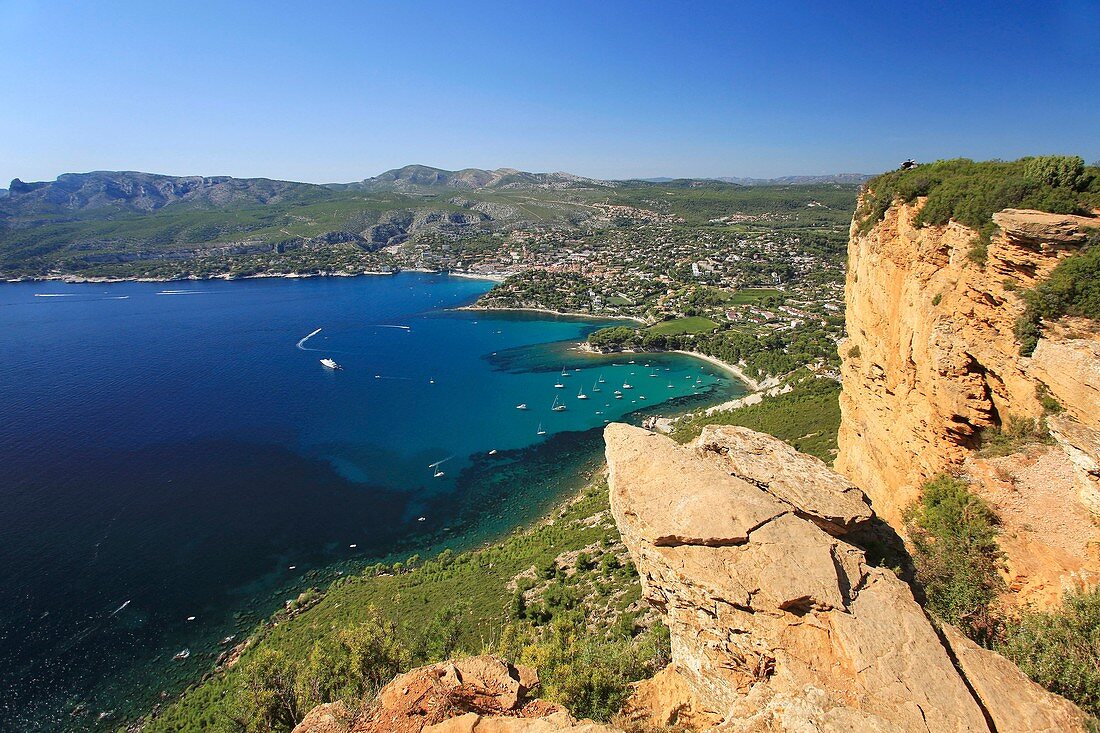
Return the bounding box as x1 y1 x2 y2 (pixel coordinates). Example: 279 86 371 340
577 388 588 400
488 449 498 455
536 422 547 435
552 395 567 411
220 635 235 646
173 649 190 661
320 358 342 370
554 382 565 388
516 403 528 410
418 516 427 522
434 470 445 478
598 373 606 383
622 382 634 389
561 366 570 377
592 381 600 393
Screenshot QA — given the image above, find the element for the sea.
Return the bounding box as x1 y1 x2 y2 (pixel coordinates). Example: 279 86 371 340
0 273 744 730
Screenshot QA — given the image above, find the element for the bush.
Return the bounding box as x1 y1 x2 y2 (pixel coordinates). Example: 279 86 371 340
1015 231 1100 354
857 157 1100 237
997 588 1100 718
499 614 670 722
904 475 1004 641
978 416 1053 457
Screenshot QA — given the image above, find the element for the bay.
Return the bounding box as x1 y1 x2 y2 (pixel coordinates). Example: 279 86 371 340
0 273 744 729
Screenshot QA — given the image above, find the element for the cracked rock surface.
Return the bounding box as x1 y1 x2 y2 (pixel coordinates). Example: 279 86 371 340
605 423 1089 732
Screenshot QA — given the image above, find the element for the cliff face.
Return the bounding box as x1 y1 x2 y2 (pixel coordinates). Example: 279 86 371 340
605 423 1088 733
835 201 1100 608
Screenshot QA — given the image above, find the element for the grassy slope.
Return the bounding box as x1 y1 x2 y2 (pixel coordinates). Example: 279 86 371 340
141 377 844 731
670 377 842 462
142 482 623 732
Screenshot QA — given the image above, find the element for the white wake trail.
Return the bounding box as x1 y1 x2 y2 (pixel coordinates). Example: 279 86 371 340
297 327 323 350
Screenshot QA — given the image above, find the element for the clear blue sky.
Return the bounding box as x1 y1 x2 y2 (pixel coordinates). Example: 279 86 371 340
2 0 1098 185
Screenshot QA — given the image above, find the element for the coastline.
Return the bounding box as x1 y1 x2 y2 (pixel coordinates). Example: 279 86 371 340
4 268 508 286
458 303 647 324
669 350 768 392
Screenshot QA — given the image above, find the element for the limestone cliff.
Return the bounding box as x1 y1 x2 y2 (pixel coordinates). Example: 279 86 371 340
835 201 1100 606
605 423 1088 732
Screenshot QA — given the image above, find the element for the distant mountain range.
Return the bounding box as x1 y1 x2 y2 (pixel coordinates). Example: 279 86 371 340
0 166 868 216
2 171 325 215
640 173 870 186
328 164 612 192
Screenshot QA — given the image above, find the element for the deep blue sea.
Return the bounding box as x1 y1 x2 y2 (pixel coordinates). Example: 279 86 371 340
0 274 743 730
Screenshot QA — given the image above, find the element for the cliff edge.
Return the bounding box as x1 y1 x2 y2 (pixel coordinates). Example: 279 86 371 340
835 201 1100 606
605 422 1088 732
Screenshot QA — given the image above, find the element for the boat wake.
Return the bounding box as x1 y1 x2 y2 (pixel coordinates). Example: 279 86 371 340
156 290 205 295
371 324 411 331
296 327 323 350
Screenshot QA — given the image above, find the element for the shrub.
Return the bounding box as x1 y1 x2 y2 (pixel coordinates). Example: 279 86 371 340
499 614 670 722
1015 231 1100 354
978 416 1053 457
857 157 1100 237
997 588 1100 718
846 344 861 359
904 475 1004 641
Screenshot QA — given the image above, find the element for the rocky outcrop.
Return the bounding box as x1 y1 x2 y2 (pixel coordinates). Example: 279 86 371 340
836 201 1099 520
292 656 618 733
604 422 1089 732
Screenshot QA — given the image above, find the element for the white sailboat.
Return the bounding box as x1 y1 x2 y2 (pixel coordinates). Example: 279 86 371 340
555 381 565 388
591 380 600 393
561 366 570 377
577 387 588 400
536 422 546 435
429 457 451 478
552 395 567 411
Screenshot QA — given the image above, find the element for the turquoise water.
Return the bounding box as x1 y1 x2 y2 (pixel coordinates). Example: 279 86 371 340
0 273 744 729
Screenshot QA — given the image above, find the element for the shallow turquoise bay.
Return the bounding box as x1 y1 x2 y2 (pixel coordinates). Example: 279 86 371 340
0 273 744 729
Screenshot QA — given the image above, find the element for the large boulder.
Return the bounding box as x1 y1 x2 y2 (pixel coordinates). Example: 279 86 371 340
292 655 619 733
604 423 1089 732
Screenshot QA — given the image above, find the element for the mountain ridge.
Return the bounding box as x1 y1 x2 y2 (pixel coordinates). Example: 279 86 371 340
2 167 869 216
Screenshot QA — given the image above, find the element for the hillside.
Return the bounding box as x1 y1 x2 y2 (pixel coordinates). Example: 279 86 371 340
329 164 613 192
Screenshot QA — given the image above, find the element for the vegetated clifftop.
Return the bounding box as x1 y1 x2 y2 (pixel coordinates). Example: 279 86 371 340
836 198 1100 606
603 423 1087 732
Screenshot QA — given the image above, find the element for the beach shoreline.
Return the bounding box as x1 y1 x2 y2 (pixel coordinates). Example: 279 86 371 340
457 304 647 324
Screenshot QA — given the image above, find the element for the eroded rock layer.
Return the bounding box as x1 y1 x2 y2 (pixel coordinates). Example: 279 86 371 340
604 423 1088 732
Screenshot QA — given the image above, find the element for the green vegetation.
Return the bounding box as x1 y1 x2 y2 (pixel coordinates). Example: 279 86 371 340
141 480 664 732
997 589 1100 718
588 318 841 381
646 316 718 336
671 377 841 462
905 476 1100 719
904 475 1004 641
977 416 1054 457
857 157 1100 250
1014 229 1100 354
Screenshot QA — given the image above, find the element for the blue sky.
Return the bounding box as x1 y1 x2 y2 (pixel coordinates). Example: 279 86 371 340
2 0 1098 184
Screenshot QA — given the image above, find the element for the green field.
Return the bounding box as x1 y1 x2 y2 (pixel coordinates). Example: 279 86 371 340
723 287 781 304
646 316 718 336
